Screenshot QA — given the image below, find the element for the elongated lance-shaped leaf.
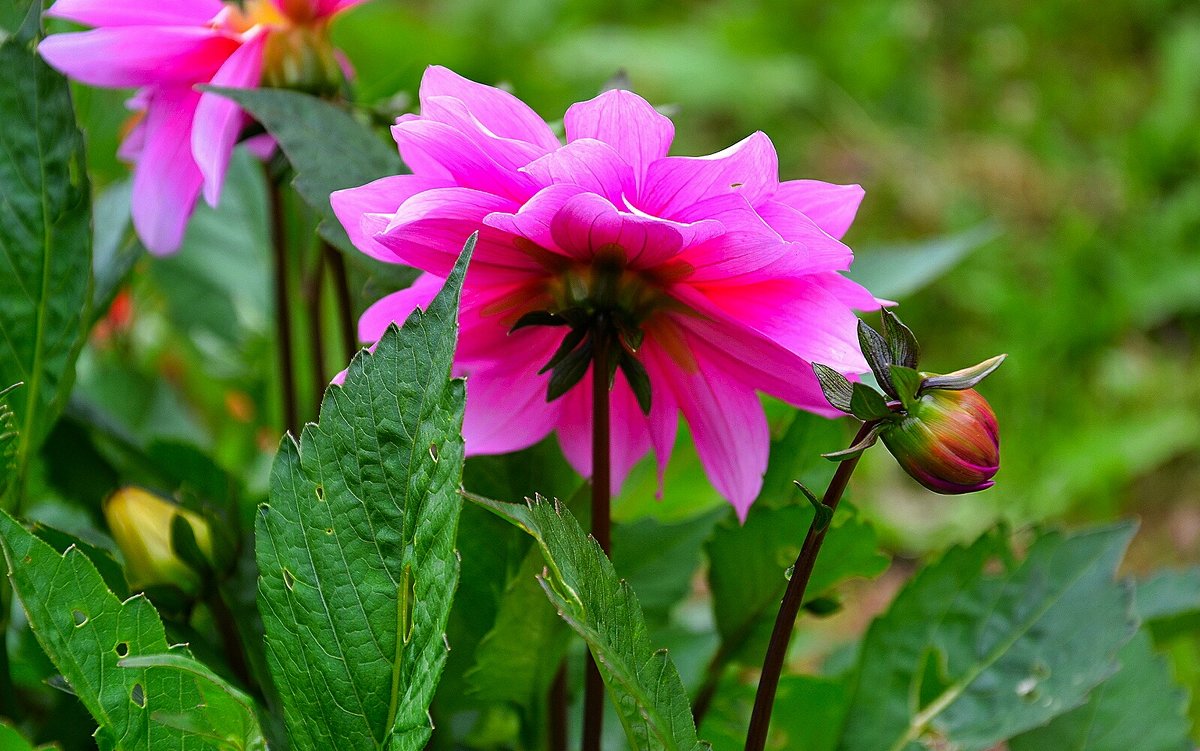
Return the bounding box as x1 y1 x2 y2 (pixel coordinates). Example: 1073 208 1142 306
256 237 473 751
837 524 1137 751
0 384 19 498
0 32 92 504
203 86 404 255
1008 629 1192 751
469 494 710 751
0 510 265 750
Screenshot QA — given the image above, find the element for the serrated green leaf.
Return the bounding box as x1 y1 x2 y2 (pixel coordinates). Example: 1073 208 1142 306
0 384 18 498
1008 629 1191 751
0 33 92 504
837 524 1138 751
0 510 264 749
203 86 404 255
707 503 888 666
256 237 473 751
470 494 709 751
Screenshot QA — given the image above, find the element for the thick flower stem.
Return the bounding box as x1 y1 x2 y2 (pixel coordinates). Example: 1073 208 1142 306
744 421 877 751
268 178 299 435
322 241 357 364
583 319 612 751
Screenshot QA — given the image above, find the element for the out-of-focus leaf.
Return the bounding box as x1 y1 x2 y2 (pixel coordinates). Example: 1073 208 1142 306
90 179 143 319
0 510 265 749
848 226 996 300
707 502 888 664
1008 629 1191 751
471 494 710 751
256 239 472 750
837 524 1137 751
0 32 92 503
1135 566 1200 623
614 511 722 624
0 720 38 750
701 674 850 751
203 86 403 254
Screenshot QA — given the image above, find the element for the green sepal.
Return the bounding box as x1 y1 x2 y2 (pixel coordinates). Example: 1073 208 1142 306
881 310 920 369
812 363 854 413
850 382 892 421
793 480 832 533
510 310 568 332
619 350 652 415
920 354 1007 393
546 335 593 402
888 365 923 409
857 319 897 398
538 326 588 375
822 422 887 462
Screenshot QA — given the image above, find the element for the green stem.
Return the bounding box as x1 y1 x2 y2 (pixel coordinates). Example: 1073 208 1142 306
583 318 612 751
549 662 568 751
743 421 877 751
267 178 299 435
305 244 327 416
323 242 357 365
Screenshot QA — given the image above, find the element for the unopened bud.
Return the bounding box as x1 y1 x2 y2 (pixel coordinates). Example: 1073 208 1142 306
260 24 346 97
880 388 1000 494
103 488 215 596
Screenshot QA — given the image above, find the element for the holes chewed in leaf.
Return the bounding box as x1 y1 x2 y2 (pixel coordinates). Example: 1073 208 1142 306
130 683 145 708
115 642 129 658
315 485 325 501
283 568 296 591
72 610 87 627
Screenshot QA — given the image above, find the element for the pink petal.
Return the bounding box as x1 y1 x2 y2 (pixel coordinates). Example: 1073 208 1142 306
555 368 653 498
331 174 455 263
390 116 540 201
671 277 868 374
193 32 266 207
421 95 549 171
462 347 563 456
419 66 560 152
563 89 674 187
482 183 589 257
372 188 546 284
753 200 855 273
774 180 864 240
45 0 225 26
129 86 206 255
549 192 723 268
315 0 368 17
520 138 636 206
638 340 681 495
658 352 769 521
38 28 238 88
356 273 444 343
638 131 779 220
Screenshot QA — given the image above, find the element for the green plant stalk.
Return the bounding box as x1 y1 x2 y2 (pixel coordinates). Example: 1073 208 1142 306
549 663 568 751
583 316 612 751
744 420 877 751
305 243 328 414
323 241 358 365
267 176 299 434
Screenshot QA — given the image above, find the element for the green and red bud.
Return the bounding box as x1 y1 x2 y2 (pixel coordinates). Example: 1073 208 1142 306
814 310 1004 495
104 487 216 597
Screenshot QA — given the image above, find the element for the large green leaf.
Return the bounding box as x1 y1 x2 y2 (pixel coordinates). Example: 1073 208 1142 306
1008 629 1191 751
701 674 850 751
0 510 264 750
0 384 17 498
0 30 93 503
848 226 996 300
837 524 1137 751
707 502 888 664
256 237 472 751
470 494 709 751
203 86 404 254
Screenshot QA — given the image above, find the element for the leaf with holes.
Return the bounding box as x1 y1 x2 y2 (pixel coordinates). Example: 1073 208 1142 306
0 32 92 504
469 494 709 751
837 524 1137 751
1008 629 1191 751
203 86 403 255
256 237 472 751
0 510 264 750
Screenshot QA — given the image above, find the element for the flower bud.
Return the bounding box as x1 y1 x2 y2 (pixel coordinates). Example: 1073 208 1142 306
103 488 215 596
880 388 999 494
260 24 347 97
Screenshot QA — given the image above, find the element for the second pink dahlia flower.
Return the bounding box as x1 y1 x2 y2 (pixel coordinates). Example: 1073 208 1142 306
39 0 366 255
334 67 880 520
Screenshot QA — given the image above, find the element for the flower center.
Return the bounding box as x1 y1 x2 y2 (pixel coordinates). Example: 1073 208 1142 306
219 1 344 95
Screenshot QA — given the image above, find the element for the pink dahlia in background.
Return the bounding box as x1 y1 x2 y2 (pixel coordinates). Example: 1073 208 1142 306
39 0 366 255
333 66 880 520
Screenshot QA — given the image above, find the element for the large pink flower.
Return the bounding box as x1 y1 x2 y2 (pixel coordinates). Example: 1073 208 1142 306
39 0 366 255
333 66 880 520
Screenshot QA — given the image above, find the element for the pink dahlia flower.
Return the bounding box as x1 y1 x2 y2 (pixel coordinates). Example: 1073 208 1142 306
333 66 880 520
39 0 366 255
